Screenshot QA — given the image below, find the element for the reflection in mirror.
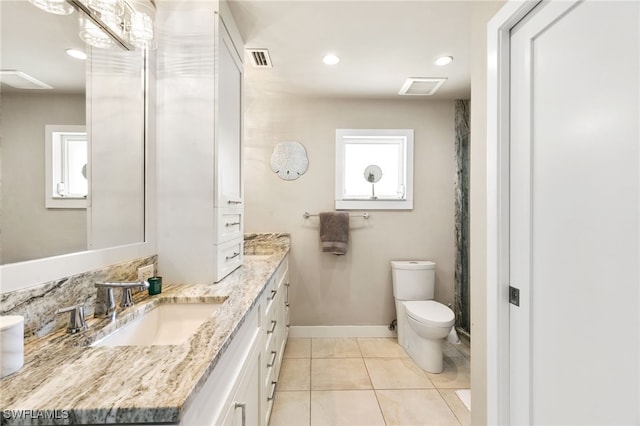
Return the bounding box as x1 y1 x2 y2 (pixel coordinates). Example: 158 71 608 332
0 0 146 265
45 125 88 209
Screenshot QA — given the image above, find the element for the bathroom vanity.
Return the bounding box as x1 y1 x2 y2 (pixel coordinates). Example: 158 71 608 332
0 235 290 425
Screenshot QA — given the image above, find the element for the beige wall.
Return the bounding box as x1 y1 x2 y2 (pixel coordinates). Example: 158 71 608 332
0 93 86 264
244 95 456 326
469 1 506 425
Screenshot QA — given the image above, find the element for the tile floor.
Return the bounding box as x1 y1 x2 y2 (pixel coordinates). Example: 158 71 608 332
268 337 470 426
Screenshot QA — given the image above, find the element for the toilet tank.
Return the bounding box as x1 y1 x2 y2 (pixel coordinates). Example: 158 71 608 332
391 261 436 301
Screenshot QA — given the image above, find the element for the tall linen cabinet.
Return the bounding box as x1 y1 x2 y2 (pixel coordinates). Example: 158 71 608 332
156 0 244 283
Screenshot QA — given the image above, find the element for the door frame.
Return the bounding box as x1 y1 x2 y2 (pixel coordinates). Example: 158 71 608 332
485 0 542 424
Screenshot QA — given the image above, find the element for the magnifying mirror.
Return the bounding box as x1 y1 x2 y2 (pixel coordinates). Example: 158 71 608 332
364 165 383 199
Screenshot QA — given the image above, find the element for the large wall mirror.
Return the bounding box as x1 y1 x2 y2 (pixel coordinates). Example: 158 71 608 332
0 0 153 292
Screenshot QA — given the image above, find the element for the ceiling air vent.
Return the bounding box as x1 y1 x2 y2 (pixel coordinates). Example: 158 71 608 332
247 49 273 68
0 70 53 90
399 77 447 96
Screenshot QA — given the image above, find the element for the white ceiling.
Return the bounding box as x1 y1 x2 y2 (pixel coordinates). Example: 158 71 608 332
228 0 473 100
1 1 473 99
0 1 86 94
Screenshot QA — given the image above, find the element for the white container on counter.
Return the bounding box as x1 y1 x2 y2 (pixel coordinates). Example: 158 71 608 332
0 315 24 378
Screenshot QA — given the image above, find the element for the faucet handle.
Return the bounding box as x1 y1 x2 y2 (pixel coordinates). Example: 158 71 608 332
57 304 88 334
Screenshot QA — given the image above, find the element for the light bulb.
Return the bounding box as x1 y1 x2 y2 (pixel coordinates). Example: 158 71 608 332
322 54 340 65
66 49 87 60
434 56 454 66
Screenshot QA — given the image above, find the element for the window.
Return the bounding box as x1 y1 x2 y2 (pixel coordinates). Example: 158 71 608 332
45 125 88 208
336 129 414 210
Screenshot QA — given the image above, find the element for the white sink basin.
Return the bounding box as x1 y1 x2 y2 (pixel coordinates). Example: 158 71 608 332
92 303 221 347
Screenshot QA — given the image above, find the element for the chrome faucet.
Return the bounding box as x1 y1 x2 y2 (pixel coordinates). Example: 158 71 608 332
57 304 88 334
94 281 149 318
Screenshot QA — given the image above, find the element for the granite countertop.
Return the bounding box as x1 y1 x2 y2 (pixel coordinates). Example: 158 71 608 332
0 234 290 425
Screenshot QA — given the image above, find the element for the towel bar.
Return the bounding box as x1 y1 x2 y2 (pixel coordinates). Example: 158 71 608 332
303 211 369 219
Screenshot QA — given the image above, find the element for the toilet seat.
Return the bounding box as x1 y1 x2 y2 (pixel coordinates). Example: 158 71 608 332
404 301 454 328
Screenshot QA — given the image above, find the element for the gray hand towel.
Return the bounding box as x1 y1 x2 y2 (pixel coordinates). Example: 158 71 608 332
319 212 349 255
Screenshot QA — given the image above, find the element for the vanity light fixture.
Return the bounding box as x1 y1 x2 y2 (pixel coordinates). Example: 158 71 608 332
28 0 74 15
78 12 116 49
65 48 88 60
28 0 156 51
434 55 454 66
322 54 340 65
74 0 156 50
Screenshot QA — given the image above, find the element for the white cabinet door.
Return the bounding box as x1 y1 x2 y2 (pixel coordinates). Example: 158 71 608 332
215 17 243 207
222 350 261 426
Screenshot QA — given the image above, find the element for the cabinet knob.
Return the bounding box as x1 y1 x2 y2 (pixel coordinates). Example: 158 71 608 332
226 252 240 261
267 350 277 368
268 289 277 300
234 402 246 426
267 381 277 401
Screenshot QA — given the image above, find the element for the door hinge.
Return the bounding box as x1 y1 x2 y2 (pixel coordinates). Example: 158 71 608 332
509 286 520 306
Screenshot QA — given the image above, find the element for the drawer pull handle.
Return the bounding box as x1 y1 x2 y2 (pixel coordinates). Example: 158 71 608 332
228 199 243 205
226 252 240 261
225 221 241 227
267 350 277 367
235 402 246 426
267 320 277 334
268 381 277 401
268 289 277 300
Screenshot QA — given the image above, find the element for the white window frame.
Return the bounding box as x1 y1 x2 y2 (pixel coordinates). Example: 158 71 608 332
45 124 88 209
335 128 414 210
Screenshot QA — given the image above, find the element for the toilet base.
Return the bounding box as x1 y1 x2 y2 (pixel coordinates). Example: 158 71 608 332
406 331 445 374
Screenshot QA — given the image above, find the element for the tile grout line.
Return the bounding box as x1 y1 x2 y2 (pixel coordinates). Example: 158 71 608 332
436 388 465 426
308 339 312 426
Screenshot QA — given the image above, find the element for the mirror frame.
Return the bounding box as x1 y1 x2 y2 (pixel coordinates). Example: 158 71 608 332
0 52 156 294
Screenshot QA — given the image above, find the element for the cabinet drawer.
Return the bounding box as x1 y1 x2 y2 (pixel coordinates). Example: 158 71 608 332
214 207 244 244
214 237 243 282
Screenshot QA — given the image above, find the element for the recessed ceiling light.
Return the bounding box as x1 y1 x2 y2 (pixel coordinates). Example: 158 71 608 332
434 56 453 66
322 54 340 65
66 49 87 60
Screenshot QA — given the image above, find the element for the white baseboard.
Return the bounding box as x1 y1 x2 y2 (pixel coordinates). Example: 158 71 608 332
288 326 397 339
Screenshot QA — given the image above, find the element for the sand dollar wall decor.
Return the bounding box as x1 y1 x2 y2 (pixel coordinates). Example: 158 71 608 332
270 141 309 181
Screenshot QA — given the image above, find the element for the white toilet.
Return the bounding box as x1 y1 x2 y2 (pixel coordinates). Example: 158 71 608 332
391 260 455 373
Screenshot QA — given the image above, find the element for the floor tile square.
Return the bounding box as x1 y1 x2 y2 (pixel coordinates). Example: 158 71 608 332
312 338 361 358
284 338 312 358
358 337 408 358
364 357 434 389
376 389 461 426
311 358 372 390
278 358 311 391
268 391 310 426
311 390 385 426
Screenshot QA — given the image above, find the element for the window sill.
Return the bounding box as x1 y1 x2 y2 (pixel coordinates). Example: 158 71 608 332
335 199 413 210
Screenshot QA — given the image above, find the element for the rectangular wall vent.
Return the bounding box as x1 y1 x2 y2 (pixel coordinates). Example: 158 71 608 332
398 77 447 96
247 49 273 68
0 70 53 90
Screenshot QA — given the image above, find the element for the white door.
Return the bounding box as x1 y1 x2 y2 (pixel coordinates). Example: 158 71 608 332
509 1 639 424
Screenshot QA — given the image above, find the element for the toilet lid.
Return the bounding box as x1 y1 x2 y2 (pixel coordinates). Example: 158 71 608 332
405 301 455 328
